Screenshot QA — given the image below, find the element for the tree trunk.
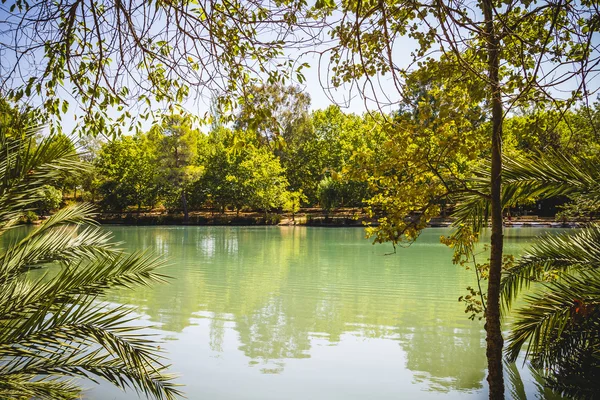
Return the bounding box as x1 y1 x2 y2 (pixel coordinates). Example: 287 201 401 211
181 191 189 222
483 0 505 399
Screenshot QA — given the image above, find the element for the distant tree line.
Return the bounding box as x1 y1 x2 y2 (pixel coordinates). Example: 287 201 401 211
80 85 382 217
4 84 600 220
80 85 600 221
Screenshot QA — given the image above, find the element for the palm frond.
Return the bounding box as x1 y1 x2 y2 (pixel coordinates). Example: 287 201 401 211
1 298 162 370
502 152 600 200
0 122 181 399
6 343 180 400
0 126 86 228
0 256 180 399
22 202 100 236
451 151 600 231
506 270 600 365
0 252 169 329
450 150 600 395
501 224 600 309
0 375 81 400
0 230 117 287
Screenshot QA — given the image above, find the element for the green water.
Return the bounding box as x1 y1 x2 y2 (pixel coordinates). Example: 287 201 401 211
75 226 562 399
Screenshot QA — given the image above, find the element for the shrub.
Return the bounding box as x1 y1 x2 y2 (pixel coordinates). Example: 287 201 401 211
36 185 62 214
20 210 39 224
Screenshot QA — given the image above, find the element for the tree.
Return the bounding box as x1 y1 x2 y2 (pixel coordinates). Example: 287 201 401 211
346 60 487 244
317 2 600 397
148 115 202 221
0 99 41 140
282 190 307 221
95 135 159 212
196 126 290 214
0 124 179 399
317 176 340 217
241 147 290 215
77 135 104 202
234 84 324 204
503 102 600 164
235 84 312 145
197 127 248 213
313 105 385 208
35 185 62 215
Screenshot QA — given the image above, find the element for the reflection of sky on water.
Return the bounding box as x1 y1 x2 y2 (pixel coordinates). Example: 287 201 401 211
76 226 565 399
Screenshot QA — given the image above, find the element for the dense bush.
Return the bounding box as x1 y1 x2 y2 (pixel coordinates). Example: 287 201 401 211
20 210 39 224
317 177 341 214
35 185 62 214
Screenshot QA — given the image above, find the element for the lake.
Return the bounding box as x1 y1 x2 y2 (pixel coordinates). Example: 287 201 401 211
81 226 562 400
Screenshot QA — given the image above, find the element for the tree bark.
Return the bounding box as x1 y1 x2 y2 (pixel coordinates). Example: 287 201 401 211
483 0 505 399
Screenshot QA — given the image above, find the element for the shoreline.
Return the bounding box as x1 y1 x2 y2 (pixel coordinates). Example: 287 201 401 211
90 211 583 228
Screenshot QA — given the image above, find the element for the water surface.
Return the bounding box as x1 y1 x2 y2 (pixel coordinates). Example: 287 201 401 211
76 226 562 399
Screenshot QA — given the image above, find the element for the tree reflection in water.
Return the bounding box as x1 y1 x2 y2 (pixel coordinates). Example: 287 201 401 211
99 226 562 398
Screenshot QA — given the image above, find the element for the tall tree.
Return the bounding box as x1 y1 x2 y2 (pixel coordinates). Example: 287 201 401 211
241 147 290 215
235 84 312 145
148 115 202 221
196 127 246 213
95 134 159 211
313 105 384 207
235 84 322 203
346 60 487 244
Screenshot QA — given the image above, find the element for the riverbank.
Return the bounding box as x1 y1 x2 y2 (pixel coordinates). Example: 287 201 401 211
95 209 371 227
92 210 582 228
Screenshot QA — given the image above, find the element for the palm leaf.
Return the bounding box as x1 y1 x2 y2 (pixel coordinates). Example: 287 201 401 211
0 376 81 400
501 224 600 309
451 151 600 395
451 151 600 232
506 270 600 363
0 122 181 399
0 126 85 228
